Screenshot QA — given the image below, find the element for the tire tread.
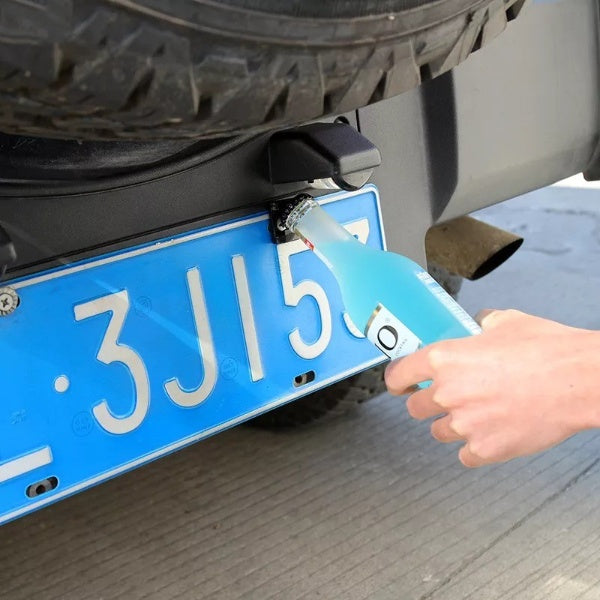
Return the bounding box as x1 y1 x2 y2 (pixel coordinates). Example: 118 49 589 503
0 0 527 139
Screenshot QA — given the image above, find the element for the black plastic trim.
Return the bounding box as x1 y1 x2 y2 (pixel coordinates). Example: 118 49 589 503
0 133 305 279
420 72 459 221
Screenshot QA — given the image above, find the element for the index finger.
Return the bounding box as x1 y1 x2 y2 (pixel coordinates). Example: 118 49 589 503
384 346 435 395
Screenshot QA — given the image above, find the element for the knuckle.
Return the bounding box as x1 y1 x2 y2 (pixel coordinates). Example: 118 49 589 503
482 308 523 330
460 449 477 468
467 439 483 457
468 440 493 461
426 346 447 370
449 417 466 437
479 310 502 329
431 387 450 409
501 309 525 324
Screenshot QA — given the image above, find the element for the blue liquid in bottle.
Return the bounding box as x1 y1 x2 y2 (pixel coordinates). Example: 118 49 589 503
286 197 480 358
320 240 477 345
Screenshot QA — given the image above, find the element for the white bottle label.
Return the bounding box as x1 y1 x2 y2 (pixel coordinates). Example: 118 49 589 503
415 272 482 335
365 304 422 360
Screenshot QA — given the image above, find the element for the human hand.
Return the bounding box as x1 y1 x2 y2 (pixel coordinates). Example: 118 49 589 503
384 309 600 467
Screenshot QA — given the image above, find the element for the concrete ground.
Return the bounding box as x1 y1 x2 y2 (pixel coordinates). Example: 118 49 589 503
2 178 600 600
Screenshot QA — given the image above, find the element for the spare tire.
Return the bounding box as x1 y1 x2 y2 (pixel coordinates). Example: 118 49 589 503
0 0 526 140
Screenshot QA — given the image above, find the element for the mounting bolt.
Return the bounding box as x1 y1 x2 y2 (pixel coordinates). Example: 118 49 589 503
0 287 19 316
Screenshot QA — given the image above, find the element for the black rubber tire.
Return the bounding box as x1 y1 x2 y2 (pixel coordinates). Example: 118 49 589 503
0 0 526 140
250 265 463 429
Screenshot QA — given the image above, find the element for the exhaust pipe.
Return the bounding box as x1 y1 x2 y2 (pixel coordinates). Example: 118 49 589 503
425 216 523 281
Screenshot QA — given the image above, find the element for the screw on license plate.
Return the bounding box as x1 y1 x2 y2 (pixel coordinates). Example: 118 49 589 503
0 287 19 316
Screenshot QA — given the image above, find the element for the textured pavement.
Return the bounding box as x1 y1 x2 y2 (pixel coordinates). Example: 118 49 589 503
2 177 600 599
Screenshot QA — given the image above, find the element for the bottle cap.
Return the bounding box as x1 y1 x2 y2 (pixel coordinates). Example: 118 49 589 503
285 195 318 233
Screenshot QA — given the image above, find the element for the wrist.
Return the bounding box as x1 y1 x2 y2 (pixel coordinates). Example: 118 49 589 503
571 331 600 431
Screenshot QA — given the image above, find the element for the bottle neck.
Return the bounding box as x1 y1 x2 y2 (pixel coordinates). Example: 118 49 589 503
287 199 359 257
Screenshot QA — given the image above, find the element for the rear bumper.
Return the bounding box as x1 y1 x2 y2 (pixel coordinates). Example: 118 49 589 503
363 0 600 261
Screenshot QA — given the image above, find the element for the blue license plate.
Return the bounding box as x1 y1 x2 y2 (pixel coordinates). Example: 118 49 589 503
0 185 386 524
